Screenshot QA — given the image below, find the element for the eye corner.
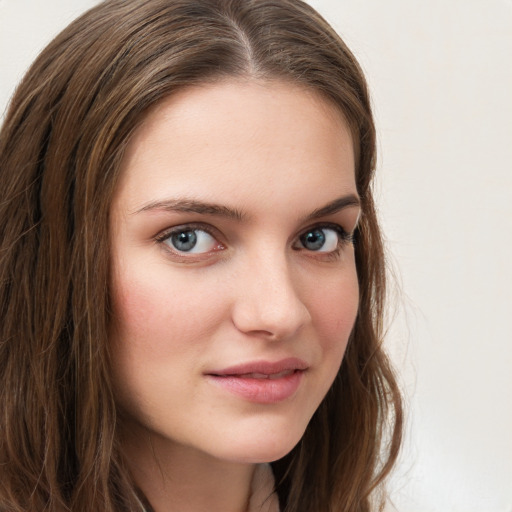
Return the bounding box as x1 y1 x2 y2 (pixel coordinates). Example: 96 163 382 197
155 223 225 259
294 224 343 254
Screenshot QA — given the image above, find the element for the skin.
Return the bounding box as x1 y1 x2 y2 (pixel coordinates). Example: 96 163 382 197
109 79 361 512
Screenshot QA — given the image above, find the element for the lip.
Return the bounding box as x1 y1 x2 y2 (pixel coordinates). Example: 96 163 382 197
205 358 308 404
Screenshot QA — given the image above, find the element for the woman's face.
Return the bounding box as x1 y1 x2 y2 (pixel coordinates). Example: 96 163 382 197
110 79 360 464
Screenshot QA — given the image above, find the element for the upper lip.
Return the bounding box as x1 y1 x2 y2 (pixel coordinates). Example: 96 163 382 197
207 357 309 377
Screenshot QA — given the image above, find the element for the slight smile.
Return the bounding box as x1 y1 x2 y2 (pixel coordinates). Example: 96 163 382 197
206 358 308 404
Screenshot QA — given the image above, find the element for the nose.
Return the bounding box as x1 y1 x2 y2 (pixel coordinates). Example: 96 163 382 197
230 251 311 340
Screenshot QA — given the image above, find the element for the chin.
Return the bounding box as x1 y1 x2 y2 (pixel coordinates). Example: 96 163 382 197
210 421 307 465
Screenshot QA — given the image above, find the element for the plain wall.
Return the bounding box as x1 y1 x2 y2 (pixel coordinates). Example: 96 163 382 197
1 1 511 511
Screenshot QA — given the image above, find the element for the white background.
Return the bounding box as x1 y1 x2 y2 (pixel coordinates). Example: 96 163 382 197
1 1 511 511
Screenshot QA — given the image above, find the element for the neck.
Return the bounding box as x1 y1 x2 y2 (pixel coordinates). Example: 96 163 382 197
120 424 256 512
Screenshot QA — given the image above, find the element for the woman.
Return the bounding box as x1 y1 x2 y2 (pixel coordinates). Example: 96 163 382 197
0 0 402 511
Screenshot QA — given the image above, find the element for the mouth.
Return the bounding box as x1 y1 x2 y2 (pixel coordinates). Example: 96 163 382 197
208 357 308 377
206 358 308 403
229 369 297 380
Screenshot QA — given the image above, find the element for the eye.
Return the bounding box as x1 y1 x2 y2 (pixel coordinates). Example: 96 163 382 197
161 227 220 254
296 226 348 253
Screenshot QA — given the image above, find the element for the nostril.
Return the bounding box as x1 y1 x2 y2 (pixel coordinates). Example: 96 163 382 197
231 294 310 340
230 257 311 338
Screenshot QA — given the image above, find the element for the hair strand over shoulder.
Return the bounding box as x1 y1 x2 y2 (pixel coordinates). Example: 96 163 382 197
0 1 402 511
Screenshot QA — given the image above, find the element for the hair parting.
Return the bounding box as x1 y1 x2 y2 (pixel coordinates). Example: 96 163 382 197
0 1 402 511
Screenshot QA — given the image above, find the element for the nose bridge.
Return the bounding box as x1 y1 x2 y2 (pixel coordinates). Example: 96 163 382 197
231 246 310 339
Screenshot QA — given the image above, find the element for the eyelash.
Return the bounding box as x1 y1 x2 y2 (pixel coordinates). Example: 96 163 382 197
154 222 355 261
295 222 354 258
154 223 223 260
310 223 353 243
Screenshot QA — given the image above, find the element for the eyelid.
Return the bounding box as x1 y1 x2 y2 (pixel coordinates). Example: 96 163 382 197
154 222 225 259
297 222 354 243
153 221 355 262
154 222 219 242
292 222 355 260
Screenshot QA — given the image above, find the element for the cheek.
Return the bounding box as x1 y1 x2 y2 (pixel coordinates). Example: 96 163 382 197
109 266 224 417
303 267 359 396
308 270 359 348
297 267 358 420
110 264 227 357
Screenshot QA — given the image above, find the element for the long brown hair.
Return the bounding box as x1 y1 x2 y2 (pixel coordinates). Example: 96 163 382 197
0 1 402 510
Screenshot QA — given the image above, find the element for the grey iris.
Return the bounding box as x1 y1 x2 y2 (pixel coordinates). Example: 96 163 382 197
301 229 325 251
171 230 197 251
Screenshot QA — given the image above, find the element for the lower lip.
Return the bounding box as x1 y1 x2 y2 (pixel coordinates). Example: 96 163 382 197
207 370 304 404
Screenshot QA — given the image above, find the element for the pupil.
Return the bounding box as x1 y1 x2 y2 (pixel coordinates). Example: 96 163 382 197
172 230 197 251
302 229 325 251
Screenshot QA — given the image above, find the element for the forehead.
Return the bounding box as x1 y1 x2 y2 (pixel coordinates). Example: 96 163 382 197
114 79 356 216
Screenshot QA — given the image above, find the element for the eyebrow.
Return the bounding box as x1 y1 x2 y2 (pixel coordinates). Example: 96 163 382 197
303 194 361 222
133 194 360 222
133 198 246 221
